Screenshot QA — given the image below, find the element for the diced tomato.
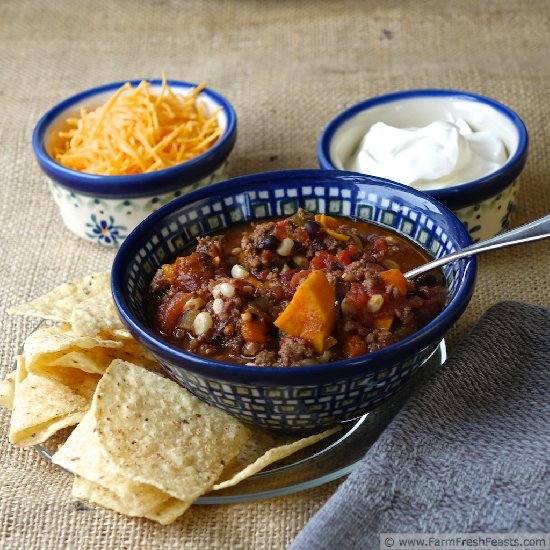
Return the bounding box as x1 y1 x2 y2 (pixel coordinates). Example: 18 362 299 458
310 250 334 270
290 269 311 288
293 226 310 244
273 220 291 240
336 245 358 266
343 334 367 358
345 282 368 310
261 249 274 264
279 268 299 284
372 237 388 258
275 268 299 300
265 280 287 302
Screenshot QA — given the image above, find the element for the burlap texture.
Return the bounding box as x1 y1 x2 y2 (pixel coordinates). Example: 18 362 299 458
0 1 548 548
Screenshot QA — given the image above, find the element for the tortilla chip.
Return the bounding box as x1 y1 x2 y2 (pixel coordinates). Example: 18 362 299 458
9 370 89 446
69 288 127 337
91 336 157 369
32 365 101 401
11 410 85 447
226 425 294 467
100 333 163 374
143 496 192 525
15 354 28 386
9 272 111 323
98 327 132 340
93 360 251 502
212 426 341 490
73 476 191 524
0 371 17 409
46 350 122 375
24 325 122 374
53 412 172 514
24 325 155 376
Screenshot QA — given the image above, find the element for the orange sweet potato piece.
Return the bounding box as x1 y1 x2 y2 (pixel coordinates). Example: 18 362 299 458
274 270 336 354
241 318 268 343
379 269 408 296
157 292 193 334
372 315 394 331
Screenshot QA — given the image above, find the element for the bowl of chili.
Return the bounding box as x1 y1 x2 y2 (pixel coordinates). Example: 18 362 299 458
112 169 476 432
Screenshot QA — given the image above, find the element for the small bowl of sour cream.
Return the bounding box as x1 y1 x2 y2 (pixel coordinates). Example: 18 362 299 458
318 89 529 241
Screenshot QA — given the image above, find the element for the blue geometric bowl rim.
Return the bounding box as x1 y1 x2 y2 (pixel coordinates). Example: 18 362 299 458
111 169 476 384
317 88 529 210
32 79 237 198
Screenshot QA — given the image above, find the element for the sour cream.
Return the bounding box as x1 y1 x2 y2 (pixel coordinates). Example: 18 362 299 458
346 118 508 190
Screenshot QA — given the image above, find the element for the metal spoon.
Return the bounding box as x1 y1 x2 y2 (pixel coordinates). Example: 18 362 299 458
404 214 550 279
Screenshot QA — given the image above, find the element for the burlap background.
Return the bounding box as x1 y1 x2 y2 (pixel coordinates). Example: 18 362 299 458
1 1 548 548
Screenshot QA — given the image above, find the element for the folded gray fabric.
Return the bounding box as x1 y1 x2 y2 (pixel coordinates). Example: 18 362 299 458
290 301 550 550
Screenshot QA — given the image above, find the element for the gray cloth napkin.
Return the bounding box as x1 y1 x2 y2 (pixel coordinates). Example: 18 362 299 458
290 301 550 550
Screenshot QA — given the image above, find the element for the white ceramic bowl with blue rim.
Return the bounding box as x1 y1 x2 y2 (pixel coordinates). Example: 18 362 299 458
112 169 476 432
318 89 529 242
32 79 237 246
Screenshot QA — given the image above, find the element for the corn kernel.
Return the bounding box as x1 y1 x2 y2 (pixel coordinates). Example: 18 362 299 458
276 237 294 256
231 264 249 279
193 311 213 335
366 294 384 313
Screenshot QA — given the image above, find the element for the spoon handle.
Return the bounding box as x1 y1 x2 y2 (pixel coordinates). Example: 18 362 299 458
405 214 550 279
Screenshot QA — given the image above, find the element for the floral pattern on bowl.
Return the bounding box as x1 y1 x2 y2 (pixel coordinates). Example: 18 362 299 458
453 178 521 242
47 162 228 246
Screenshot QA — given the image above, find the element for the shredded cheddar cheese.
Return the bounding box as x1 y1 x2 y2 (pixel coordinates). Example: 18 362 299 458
54 75 222 175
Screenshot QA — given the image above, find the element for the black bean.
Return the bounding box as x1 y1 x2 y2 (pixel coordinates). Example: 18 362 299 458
304 220 320 238
260 234 280 250
415 271 444 287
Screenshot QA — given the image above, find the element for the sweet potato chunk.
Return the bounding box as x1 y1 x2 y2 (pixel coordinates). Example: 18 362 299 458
157 292 193 334
241 318 268 343
274 270 336 354
372 315 394 331
379 269 408 296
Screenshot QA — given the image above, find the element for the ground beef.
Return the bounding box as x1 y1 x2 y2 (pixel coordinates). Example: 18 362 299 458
149 268 169 294
195 235 224 258
278 337 315 366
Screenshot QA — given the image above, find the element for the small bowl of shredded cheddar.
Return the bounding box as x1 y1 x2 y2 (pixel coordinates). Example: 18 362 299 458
32 76 237 246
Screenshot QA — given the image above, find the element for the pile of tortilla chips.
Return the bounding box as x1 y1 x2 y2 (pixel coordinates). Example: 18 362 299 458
0 272 339 524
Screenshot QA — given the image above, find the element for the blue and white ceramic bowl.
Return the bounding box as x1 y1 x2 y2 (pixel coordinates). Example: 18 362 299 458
112 170 476 432
32 79 237 246
318 89 529 242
